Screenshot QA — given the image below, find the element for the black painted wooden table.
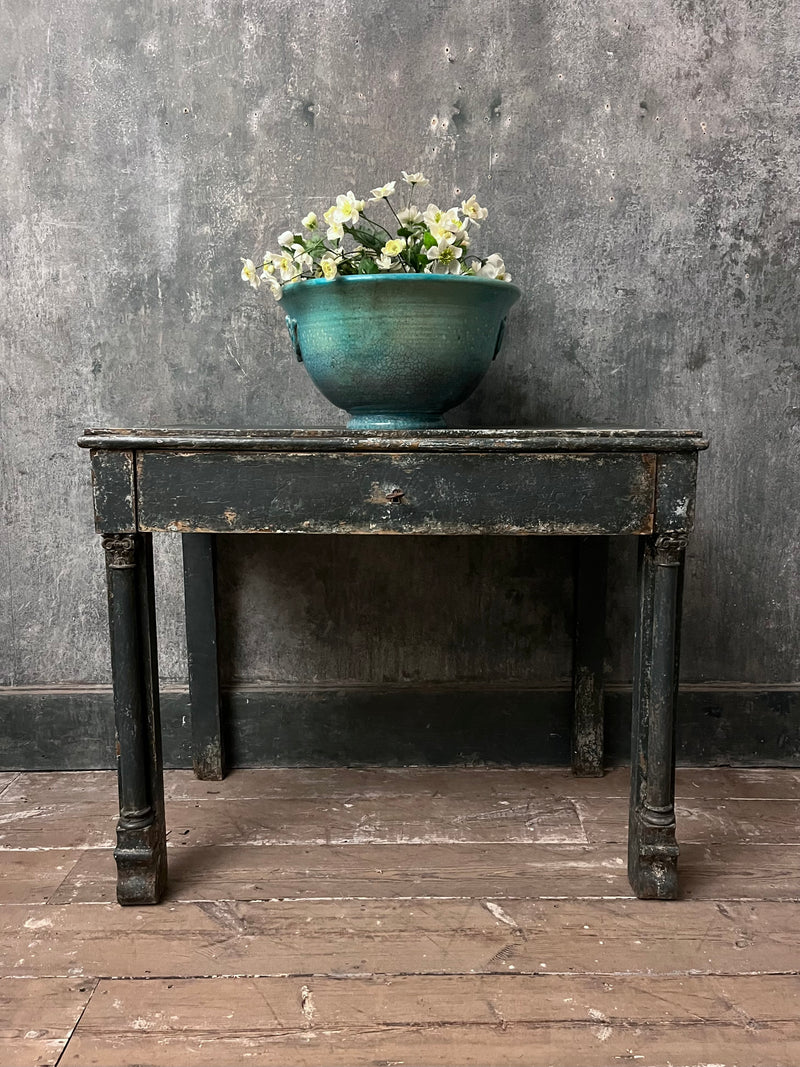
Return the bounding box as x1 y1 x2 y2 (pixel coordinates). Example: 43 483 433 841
79 428 707 904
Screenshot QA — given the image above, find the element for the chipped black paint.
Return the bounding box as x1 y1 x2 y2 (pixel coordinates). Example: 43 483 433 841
81 427 705 902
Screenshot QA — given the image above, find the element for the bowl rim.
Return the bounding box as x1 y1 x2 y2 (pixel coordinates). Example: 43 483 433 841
281 272 521 300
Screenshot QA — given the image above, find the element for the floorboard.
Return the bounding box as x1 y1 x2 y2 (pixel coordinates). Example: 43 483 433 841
0 767 798 1066
56 975 800 1067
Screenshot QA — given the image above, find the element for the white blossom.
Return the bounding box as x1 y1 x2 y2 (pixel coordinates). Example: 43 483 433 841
397 206 424 226
320 255 338 280
423 204 461 239
461 195 488 226
262 273 283 300
332 191 365 225
326 219 344 242
401 170 430 186
369 181 396 201
271 250 301 282
240 173 510 292
478 253 511 281
381 237 406 258
240 258 260 289
292 244 314 273
426 235 463 273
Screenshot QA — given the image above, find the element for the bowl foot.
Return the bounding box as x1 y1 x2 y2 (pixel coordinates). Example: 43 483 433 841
346 413 447 431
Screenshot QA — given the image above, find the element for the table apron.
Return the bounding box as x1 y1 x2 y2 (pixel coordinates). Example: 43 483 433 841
131 450 657 535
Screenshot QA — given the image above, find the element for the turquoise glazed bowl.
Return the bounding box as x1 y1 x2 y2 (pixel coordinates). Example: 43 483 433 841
280 273 521 430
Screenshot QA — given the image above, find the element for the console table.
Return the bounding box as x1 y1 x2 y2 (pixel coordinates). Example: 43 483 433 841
79 427 707 904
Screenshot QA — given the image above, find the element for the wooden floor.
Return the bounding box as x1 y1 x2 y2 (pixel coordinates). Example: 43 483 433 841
1 766 800 1066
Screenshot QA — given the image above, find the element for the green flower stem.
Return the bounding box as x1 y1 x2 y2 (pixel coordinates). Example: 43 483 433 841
357 212 394 241
359 208 415 272
382 198 415 272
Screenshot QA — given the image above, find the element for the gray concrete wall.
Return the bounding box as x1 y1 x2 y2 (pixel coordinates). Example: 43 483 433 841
2 1 799 704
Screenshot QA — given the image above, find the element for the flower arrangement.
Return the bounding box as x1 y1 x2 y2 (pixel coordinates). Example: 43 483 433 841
241 170 512 300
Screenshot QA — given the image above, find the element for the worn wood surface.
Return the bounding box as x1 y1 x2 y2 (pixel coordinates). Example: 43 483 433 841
6 789 800 851
78 427 709 453
36 840 800 907
88 451 136 534
572 537 608 775
85 430 704 900
181 534 224 780
0 978 96 1067
2 766 800 1066
134 450 657 535
56 975 800 1067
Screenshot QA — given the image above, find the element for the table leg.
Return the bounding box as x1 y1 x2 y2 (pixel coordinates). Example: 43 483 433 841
572 536 608 776
628 532 686 899
103 533 167 905
182 533 225 780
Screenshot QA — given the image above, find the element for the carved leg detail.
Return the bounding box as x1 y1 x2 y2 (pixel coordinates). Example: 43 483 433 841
103 533 167 905
628 533 686 900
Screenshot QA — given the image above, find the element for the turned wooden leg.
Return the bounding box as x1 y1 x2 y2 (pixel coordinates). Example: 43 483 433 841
572 536 608 777
182 533 225 780
103 532 167 905
628 532 686 900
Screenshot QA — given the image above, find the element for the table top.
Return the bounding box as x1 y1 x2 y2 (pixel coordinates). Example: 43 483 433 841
79 427 709 454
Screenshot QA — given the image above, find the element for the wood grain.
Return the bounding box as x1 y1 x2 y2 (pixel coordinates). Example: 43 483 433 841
57 975 800 1067
0 849 82 905
0 977 96 1067
10 765 799 805
0 774 18 797
3 768 800 1066
47 840 800 905
48 842 632 904
5 897 800 979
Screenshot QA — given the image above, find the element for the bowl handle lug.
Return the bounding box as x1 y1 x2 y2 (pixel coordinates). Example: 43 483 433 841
285 316 303 362
492 317 508 361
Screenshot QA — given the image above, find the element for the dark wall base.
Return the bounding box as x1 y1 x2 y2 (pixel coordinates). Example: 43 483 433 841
2 684 799 771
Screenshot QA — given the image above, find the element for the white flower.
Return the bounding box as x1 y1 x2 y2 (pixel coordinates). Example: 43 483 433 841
381 237 406 258
478 253 511 281
320 255 338 280
326 218 344 242
322 204 343 240
332 191 365 225
262 273 283 300
291 243 314 272
240 175 508 296
271 249 301 281
369 181 396 201
397 206 424 226
423 204 460 238
426 235 463 273
460 195 488 226
401 170 430 186
422 203 445 228
241 258 260 289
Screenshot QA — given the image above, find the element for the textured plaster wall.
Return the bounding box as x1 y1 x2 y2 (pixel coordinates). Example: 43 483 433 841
1 0 798 692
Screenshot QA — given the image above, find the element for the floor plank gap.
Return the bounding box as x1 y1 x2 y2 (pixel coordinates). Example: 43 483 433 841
2 767 800 1066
